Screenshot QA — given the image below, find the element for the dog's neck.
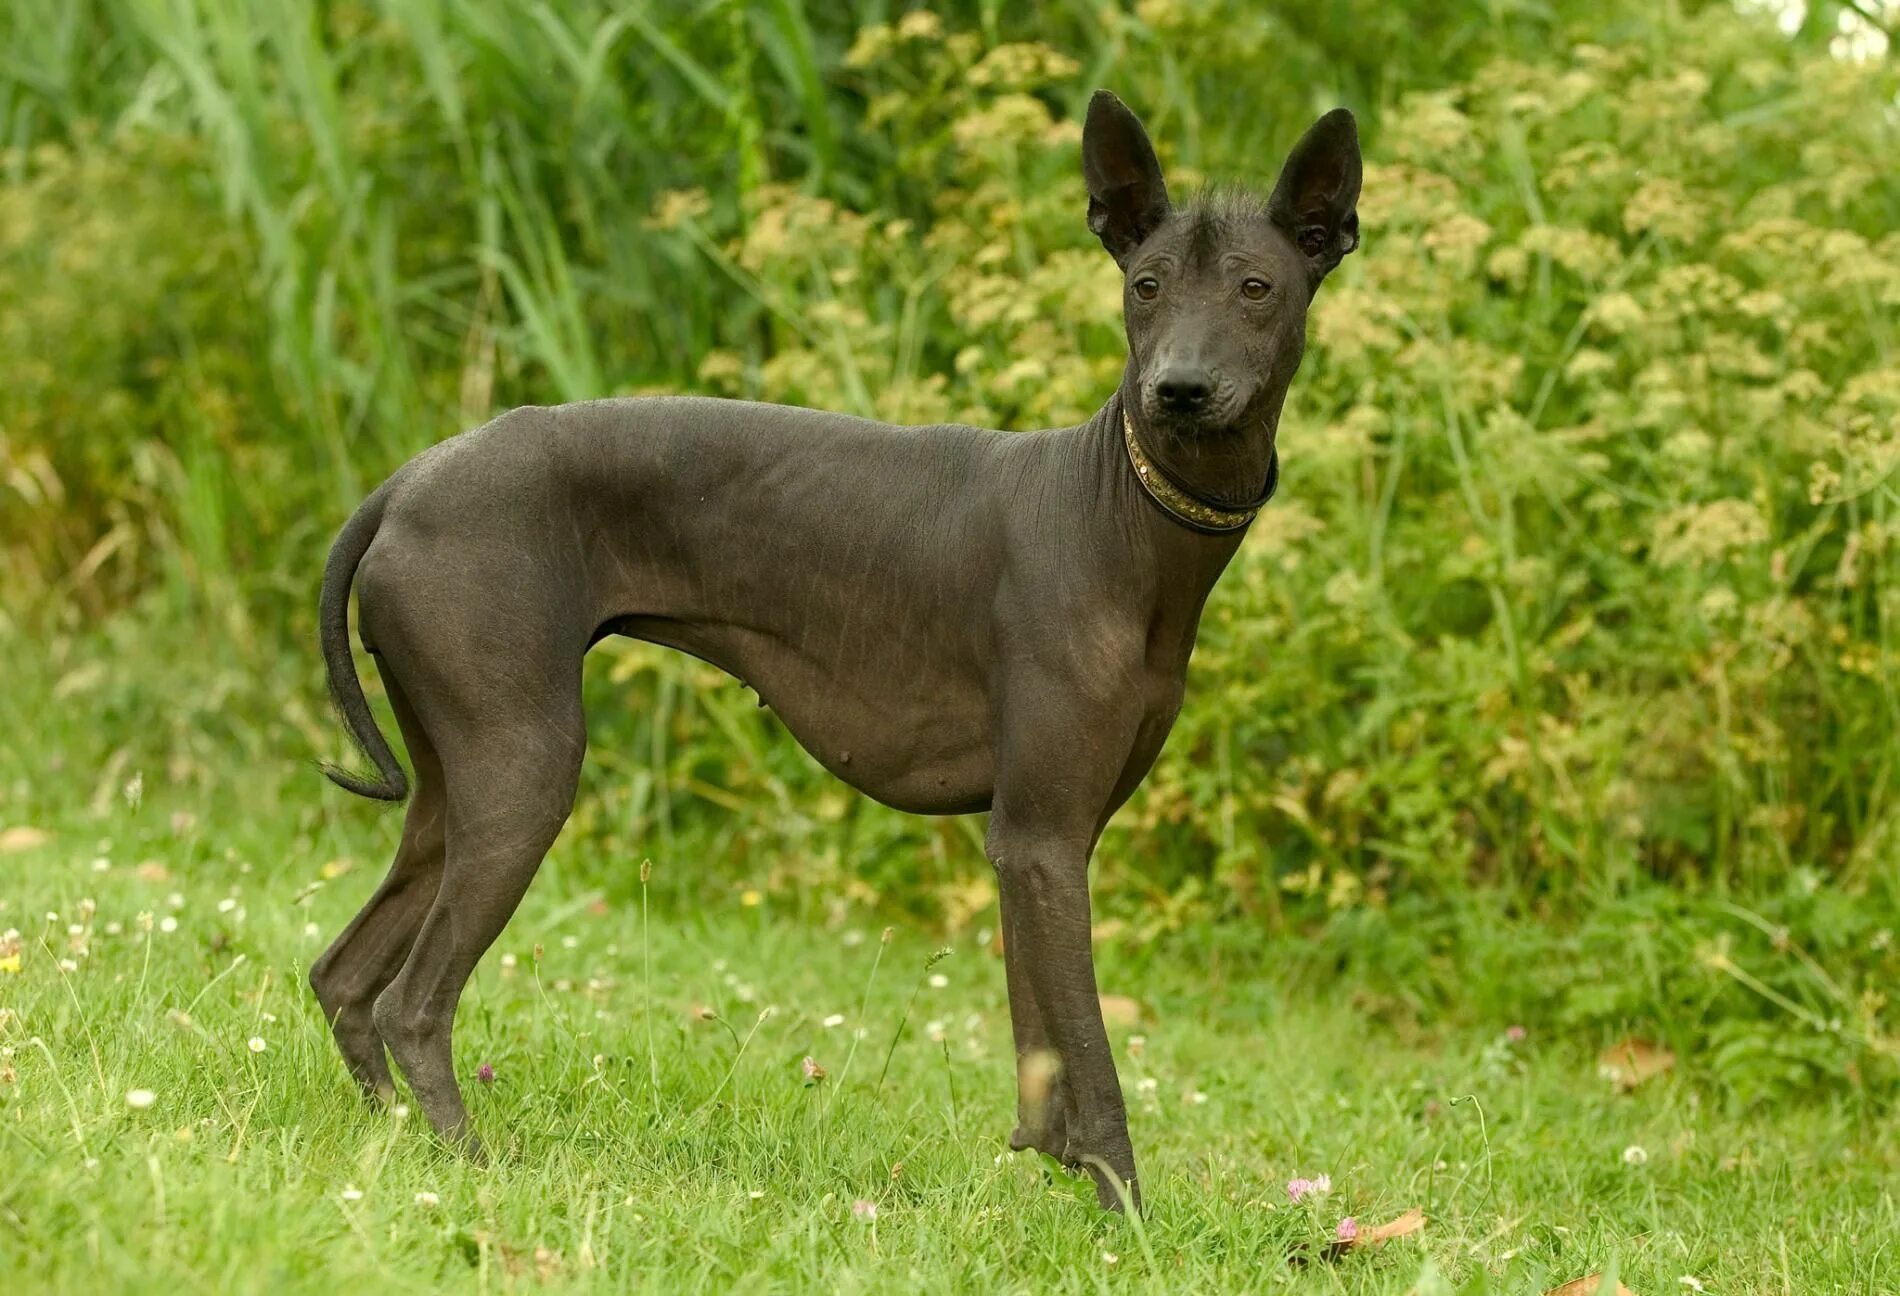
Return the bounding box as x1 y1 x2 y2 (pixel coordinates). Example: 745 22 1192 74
1072 389 1264 618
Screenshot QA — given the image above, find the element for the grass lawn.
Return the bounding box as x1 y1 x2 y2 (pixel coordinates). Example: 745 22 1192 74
2 770 1895 1295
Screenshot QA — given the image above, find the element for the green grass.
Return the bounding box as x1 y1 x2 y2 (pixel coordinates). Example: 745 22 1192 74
4 768 1896 1294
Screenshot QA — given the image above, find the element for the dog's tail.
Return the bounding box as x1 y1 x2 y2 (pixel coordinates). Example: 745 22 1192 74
318 479 410 803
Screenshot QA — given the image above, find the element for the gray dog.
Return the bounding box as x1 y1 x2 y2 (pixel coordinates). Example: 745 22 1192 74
313 90 1361 1211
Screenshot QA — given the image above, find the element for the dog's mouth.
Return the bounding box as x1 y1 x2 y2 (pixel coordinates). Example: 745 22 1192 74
1138 387 1249 441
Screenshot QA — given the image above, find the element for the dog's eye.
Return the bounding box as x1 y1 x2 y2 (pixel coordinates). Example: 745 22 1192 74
1240 278 1271 301
1132 276 1160 302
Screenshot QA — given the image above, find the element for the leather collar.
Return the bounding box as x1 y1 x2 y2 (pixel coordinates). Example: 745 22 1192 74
1121 412 1278 535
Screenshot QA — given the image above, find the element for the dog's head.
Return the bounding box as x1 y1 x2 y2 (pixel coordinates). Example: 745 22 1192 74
1084 91 1361 444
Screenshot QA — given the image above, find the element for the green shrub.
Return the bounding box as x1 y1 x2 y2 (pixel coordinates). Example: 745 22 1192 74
3 0 1896 1094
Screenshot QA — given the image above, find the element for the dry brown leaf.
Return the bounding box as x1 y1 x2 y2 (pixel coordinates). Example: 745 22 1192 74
1544 1275 1635 1296
1098 994 1144 1028
1599 1036 1675 1091
1353 1207 1425 1247
0 826 50 853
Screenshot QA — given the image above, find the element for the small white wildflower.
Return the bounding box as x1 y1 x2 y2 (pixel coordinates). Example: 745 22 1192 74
217 898 237 914
500 952 518 969
392 1103 410 1119
1185 1089 1208 1105
67 923 84 936
822 1013 845 1028
125 1088 156 1109
562 935 578 950
1103 1251 1119 1265
58 958 78 973
304 922 320 938
1623 1144 1648 1165
167 892 184 910
926 1019 947 1042
1679 1279 1706 1292
414 1191 439 1208
91 858 111 873
105 921 122 936
340 1186 364 1202
928 973 949 989
247 1037 267 1054
45 912 58 924
159 917 178 933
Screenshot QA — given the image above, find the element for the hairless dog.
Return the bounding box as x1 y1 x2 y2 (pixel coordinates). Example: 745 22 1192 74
312 90 1361 1211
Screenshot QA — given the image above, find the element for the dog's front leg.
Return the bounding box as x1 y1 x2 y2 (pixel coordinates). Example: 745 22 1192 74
1000 893 1074 1162
989 820 1137 1211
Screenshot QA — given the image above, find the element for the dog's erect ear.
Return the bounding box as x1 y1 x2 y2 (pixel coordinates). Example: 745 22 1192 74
1268 108 1362 280
1083 90 1171 267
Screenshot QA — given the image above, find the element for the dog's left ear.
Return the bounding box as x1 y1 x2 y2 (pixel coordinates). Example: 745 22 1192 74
1268 108 1362 281
1083 90 1171 268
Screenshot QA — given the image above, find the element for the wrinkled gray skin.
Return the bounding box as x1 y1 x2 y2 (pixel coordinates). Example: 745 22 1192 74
311 90 1361 1212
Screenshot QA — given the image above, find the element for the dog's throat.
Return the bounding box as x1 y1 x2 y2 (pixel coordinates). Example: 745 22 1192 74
1120 413 1278 535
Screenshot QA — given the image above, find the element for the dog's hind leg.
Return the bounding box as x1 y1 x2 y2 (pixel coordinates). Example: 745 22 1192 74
370 652 587 1158
310 674 447 1100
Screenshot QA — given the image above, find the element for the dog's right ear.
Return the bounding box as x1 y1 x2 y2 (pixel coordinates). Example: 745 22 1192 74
1083 90 1171 268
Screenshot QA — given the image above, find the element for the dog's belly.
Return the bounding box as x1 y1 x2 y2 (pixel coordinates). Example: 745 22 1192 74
610 618 996 816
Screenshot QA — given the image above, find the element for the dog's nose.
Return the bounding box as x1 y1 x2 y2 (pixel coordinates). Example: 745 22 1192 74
1155 369 1212 413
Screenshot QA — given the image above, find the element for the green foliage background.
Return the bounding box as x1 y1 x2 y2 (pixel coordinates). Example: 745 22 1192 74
3 1 1898 1097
